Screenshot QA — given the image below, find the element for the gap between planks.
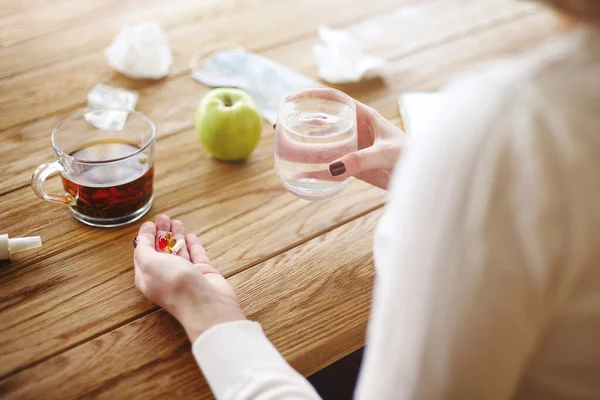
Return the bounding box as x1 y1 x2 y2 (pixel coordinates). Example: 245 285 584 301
0 201 384 381
0 5 539 134
0 7 542 198
0 0 403 81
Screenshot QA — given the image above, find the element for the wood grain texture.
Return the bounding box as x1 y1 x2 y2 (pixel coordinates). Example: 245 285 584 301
0 0 560 398
0 209 382 400
0 178 384 378
0 0 402 129
0 0 226 51
0 0 548 196
0 9 556 285
0 0 535 132
0 6 557 380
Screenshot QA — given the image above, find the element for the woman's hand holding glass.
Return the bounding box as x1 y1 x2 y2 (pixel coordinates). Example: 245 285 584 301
293 88 406 190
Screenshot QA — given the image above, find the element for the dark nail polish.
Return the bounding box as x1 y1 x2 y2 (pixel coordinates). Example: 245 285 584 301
329 162 346 177
273 123 277 130
133 237 139 248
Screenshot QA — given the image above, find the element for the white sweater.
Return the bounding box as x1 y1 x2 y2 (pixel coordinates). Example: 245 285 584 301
193 26 600 399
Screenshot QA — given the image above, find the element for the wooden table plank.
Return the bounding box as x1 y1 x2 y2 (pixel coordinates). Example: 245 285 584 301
0 0 543 196
0 122 390 274
0 6 557 385
0 7 547 310
0 208 382 400
0 0 274 77
0 0 535 132
0 1 560 398
0 177 384 378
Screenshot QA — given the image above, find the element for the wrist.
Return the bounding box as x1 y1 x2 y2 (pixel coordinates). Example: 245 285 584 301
180 307 247 343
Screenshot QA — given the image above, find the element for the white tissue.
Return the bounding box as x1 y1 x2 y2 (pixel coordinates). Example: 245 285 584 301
86 84 139 131
398 92 444 138
105 21 172 80
313 27 385 84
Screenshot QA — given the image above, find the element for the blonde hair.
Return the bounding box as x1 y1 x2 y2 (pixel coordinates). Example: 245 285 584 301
537 0 600 23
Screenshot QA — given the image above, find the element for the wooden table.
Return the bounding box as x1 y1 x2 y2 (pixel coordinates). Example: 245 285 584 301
0 1 557 398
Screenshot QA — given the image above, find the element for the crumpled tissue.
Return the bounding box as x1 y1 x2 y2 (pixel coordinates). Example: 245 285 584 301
105 21 172 79
313 27 385 84
190 48 322 124
86 83 139 131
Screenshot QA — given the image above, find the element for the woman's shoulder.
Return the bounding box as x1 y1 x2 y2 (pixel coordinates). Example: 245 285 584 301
441 27 600 119
398 29 600 211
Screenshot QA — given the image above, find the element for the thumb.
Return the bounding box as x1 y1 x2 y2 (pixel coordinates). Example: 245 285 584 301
328 145 392 179
134 238 168 279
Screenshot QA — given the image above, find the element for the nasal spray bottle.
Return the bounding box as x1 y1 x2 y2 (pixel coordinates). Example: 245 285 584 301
0 234 42 261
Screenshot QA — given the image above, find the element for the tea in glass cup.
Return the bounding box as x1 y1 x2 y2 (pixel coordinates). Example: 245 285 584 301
31 109 156 227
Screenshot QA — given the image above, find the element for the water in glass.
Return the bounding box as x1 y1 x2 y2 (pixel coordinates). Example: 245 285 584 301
275 96 357 200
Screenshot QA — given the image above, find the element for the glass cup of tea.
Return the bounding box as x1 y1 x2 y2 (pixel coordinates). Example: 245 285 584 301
274 88 358 200
31 108 156 227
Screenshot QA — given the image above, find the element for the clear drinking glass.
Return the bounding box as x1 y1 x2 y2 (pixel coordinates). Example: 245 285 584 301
274 88 358 200
31 108 156 227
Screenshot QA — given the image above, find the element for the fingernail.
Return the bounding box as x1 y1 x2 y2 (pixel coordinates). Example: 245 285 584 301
273 123 277 130
329 162 346 176
133 237 139 248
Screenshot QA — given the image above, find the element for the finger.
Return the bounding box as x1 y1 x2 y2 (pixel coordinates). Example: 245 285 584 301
295 166 392 187
134 244 172 282
134 242 153 272
137 221 157 249
134 264 147 294
355 168 392 190
170 220 190 261
134 227 157 264
293 169 348 182
274 132 357 164
328 142 401 179
155 214 172 251
186 234 214 268
136 234 155 249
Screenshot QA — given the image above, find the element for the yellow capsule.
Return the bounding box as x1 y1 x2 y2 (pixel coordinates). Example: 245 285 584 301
167 237 177 252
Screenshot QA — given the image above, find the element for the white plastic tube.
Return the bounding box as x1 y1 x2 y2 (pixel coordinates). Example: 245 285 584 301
0 234 42 260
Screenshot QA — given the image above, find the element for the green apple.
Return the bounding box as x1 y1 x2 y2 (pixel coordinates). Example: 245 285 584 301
195 88 262 161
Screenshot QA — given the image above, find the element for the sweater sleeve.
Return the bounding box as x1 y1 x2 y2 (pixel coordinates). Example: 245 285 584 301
192 320 322 400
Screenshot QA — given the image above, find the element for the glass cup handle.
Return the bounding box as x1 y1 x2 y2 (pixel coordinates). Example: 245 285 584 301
31 161 74 205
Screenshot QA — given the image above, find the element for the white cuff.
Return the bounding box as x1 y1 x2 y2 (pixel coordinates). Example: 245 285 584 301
192 320 300 397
